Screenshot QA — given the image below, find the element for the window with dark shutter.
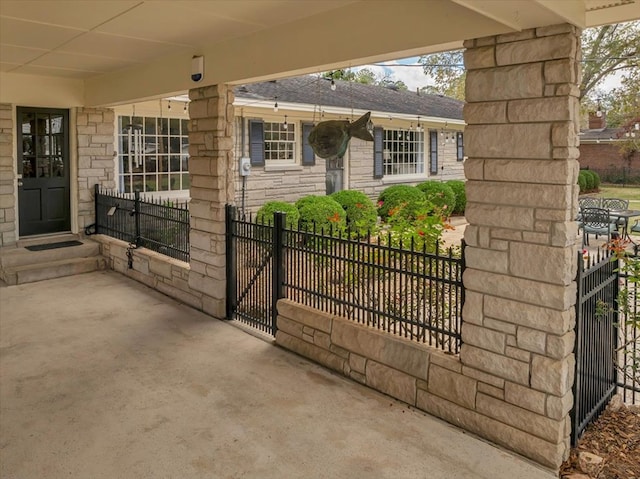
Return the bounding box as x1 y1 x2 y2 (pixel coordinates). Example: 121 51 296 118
373 127 384 179
301 123 316 166
429 130 438 174
457 132 464 161
249 120 264 166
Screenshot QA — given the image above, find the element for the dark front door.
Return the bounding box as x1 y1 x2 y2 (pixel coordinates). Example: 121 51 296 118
17 107 71 236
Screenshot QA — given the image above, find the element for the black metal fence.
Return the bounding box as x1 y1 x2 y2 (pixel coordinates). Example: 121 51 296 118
572 249 640 444
94 185 190 262
225 205 464 353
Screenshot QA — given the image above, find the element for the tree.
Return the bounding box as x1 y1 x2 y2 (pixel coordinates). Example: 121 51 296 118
417 50 465 100
323 69 408 90
418 20 639 102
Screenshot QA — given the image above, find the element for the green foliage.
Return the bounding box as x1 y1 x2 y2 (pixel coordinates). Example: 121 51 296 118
255 201 300 228
581 170 601 191
446 180 466 215
330 190 378 237
416 181 456 215
377 185 431 221
578 171 588 193
295 195 346 234
383 202 446 252
418 50 465 100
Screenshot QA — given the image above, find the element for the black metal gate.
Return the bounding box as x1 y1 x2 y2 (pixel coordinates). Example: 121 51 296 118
571 250 619 445
225 205 283 335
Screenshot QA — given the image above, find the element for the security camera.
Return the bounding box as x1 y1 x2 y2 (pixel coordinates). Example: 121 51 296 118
191 56 204 82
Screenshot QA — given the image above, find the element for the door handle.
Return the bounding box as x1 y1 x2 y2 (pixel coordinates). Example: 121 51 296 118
17 181 23 187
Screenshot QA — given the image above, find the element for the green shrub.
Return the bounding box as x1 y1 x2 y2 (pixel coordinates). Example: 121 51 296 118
582 170 596 191
590 170 601 190
446 180 466 215
255 201 300 228
377 185 431 221
295 195 346 234
416 181 456 215
578 171 588 193
330 190 377 237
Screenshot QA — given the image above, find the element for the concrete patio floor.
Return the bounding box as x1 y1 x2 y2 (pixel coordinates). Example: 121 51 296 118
0 270 555 479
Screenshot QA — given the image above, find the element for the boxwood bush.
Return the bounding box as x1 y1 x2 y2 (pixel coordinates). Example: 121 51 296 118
577 171 588 193
377 185 431 221
295 195 347 234
330 190 377 237
416 181 456 214
255 201 300 228
446 180 466 215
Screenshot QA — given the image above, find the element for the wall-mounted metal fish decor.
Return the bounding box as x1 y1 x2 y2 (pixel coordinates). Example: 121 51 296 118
308 111 374 160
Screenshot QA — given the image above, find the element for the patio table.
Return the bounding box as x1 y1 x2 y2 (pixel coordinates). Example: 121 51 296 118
608 209 640 251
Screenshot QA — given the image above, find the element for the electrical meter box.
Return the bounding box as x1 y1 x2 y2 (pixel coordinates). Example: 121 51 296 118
239 157 251 176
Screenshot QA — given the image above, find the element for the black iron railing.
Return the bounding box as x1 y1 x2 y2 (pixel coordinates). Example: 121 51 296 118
225 205 464 353
94 185 190 262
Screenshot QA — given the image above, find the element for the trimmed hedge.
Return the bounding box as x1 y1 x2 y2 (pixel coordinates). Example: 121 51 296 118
446 180 466 215
578 169 601 193
377 185 431 221
416 181 456 214
295 195 347 234
255 201 300 228
330 190 377 237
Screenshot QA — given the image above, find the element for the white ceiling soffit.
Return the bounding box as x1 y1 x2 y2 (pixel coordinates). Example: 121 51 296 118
1 0 639 106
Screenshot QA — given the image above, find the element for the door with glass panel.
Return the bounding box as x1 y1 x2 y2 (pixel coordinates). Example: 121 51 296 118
17 107 70 236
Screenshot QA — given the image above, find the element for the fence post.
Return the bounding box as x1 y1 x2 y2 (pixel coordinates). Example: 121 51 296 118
571 251 584 445
225 204 237 320
272 211 286 336
94 183 100 234
134 190 141 247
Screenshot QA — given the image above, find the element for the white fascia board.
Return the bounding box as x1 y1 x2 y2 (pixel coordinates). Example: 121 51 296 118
233 97 465 126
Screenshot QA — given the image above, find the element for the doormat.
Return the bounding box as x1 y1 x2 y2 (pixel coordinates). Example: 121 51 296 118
25 240 83 251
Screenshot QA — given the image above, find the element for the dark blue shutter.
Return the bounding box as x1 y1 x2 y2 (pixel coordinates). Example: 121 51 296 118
249 120 264 166
430 130 438 174
302 123 315 166
457 132 464 161
373 127 384 179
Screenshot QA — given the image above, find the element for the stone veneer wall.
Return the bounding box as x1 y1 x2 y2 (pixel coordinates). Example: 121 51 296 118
277 300 560 470
187 84 235 317
76 108 116 232
0 104 15 246
462 24 581 467
93 235 201 309
277 24 582 471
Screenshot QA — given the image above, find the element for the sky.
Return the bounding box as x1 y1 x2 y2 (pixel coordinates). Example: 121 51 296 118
354 55 624 93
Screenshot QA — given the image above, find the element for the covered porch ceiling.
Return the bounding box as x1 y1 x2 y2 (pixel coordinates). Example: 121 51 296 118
1 0 638 106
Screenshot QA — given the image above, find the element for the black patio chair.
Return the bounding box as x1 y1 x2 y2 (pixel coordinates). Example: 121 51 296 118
580 207 618 247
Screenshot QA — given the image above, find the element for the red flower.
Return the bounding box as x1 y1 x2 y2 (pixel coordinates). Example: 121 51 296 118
377 200 384 207
417 230 425 237
328 212 341 223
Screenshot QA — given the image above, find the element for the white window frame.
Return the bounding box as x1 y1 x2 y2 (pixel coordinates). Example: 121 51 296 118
383 128 424 177
263 121 297 165
116 115 190 194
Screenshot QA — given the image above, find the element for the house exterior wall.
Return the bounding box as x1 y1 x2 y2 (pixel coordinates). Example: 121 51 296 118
76 108 116 232
232 110 464 213
578 142 640 179
0 104 16 246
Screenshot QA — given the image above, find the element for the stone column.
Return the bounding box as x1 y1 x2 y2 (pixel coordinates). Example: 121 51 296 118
0 104 16 246
187 84 235 318
461 24 580 468
76 107 116 232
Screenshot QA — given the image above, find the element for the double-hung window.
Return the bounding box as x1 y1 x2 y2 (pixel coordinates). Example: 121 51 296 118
373 127 424 178
249 119 315 167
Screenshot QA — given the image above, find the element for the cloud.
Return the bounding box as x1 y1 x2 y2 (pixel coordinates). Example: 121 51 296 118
354 57 434 91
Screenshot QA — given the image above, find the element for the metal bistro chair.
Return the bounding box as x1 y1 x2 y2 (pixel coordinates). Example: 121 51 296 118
601 198 630 231
577 196 601 224
580 207 618 247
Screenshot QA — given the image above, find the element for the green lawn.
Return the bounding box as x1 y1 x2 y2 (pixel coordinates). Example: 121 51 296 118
594 185 640 209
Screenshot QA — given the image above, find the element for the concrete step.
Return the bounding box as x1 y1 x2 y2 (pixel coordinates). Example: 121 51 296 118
0 240 100 268
2 256 107 285
16 233 79 249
